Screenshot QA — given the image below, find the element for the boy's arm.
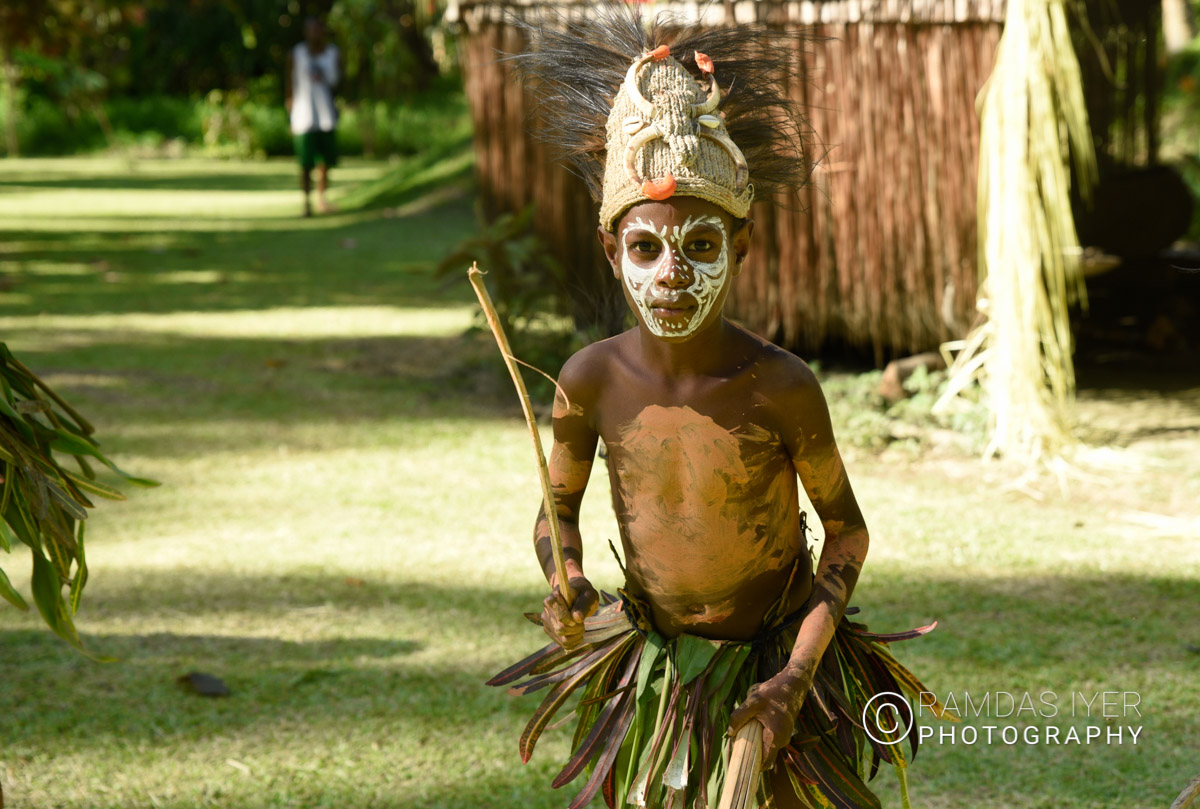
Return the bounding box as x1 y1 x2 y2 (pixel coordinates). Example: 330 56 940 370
535 355 602 650
327 45 341 89
729 364 869 766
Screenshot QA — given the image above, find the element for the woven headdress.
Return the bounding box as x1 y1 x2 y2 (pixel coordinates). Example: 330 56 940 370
509 4 811 231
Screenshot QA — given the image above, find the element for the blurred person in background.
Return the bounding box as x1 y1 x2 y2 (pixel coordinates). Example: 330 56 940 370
286 16 341 217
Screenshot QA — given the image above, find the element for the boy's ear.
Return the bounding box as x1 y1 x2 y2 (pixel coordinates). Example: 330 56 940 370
597 226 620 278
731 217 754 277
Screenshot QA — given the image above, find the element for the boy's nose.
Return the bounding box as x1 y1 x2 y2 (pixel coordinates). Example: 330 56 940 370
654 249 693 289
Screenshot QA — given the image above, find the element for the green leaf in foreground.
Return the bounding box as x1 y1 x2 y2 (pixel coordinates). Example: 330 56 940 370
31 550 82 647
0 564 29 610
1 343 157 653
674 633 721 686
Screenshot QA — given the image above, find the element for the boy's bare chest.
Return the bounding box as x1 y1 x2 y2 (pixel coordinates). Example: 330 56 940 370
600 402 796 537
599 402 804 626
604 403 786 498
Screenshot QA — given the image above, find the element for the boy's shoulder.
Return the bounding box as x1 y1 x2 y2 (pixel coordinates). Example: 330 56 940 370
555 331 629 406
728 326 832 436
560 326 822 387
561 330 619 371
733 324 821 392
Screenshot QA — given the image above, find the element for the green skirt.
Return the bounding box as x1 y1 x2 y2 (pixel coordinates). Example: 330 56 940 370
489 579 950 809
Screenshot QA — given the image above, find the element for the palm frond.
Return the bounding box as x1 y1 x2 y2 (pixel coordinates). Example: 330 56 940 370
0 344 157 652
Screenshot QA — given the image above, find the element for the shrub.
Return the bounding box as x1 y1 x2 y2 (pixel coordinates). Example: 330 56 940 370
0 77 469 159
106 95 200 142
241 100 292 156
339 80 470 158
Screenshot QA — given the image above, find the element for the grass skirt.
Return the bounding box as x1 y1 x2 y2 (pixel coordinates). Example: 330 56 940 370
488 584 946 809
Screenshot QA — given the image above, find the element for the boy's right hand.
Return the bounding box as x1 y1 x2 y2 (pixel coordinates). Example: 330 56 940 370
541 576 599 650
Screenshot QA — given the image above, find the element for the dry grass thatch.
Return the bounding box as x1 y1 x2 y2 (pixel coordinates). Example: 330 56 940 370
935 0 1097 466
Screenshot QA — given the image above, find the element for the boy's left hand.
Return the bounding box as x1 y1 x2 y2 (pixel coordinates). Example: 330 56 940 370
727 667 814 769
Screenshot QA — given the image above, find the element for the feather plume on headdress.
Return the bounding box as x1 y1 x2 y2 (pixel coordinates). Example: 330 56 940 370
506 2 814 230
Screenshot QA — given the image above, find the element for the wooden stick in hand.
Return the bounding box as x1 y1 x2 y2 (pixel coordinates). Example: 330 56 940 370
467 264 573 605
717 721 763 809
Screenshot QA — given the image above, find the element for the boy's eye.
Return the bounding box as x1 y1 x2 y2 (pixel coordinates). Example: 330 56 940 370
629 240 660 254
687 239 715 253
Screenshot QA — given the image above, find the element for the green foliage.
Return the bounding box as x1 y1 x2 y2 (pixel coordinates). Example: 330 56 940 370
820 367 988 456
1174 158 1200 241
1161 37 1200 240
0 81 467 158
0 0 451 156
198 89 292 159
199 89 259 159
329 0 444 99
338 83 470 158
14 94 97 155
107 95 201 142
0 345 156 652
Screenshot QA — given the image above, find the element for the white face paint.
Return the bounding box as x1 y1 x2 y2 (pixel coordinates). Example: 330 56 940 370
620 214 729 338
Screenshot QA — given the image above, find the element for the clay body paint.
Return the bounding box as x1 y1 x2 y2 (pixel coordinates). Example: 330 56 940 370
620 214 729 338
611 405 800 624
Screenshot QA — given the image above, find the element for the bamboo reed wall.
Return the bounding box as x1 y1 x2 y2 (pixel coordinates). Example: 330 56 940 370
735 14 1000 360
454 0 1147 361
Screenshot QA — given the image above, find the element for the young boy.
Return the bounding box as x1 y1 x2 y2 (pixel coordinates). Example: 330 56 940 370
490 9 940 808
286 16 340 217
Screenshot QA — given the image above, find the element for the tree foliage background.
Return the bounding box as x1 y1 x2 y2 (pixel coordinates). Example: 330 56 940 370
0 0 448 156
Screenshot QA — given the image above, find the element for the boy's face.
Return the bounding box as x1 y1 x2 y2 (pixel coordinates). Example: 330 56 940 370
305 19 326 48
599 197 753 342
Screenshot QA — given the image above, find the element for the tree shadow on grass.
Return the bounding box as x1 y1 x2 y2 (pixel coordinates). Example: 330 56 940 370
0 574 548 755
850 570 1200 674
0 194 478 318
2 569 1196 808
15 565 1200 686
10 329 522 443
0 171 303 194
72 570 545 630
4 552 1193 682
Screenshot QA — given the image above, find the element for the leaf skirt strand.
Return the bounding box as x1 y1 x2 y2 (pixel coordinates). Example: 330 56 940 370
490 588 952 809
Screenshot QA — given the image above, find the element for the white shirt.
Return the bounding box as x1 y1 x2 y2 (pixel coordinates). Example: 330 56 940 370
290 42 340 134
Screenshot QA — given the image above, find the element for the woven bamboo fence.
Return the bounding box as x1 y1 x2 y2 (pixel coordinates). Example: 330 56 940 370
455 0 1154 361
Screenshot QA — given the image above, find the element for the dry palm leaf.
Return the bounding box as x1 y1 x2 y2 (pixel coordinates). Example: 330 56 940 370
935 0 1097 466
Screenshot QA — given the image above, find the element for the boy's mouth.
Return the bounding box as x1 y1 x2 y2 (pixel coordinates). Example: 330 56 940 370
647 297 698 318
650 303 696 315
649 303 698 330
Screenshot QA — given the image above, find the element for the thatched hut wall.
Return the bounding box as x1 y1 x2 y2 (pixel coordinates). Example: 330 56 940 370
456 1 1003 361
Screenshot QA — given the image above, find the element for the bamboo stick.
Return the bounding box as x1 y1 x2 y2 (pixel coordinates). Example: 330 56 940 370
716 721 763 809
1170 774 1200 809
468 265 574 605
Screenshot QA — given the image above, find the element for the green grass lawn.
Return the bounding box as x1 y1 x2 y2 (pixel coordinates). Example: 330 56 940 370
1 156 1198 809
